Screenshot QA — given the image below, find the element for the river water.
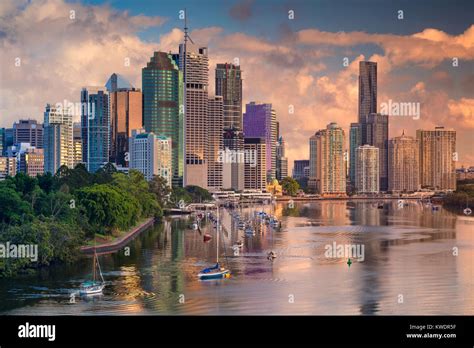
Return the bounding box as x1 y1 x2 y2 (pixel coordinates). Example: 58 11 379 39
1 200 473 315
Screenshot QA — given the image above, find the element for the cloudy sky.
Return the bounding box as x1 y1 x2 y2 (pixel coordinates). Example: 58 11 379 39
1 0 473 171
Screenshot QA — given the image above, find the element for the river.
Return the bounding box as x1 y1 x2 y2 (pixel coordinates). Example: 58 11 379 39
1 200 473 315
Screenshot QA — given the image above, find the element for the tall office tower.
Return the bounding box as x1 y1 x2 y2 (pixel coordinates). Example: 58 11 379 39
207 96 224 190
129 129 172 184
43 103 74 174
4 128 14 152
243 102 277 181
106 73 143 168
13 119 43 148
276 136 288 180
0 156 16 180
355 145 379 193
358 61 377 144
365 113 389 191
142 53 183 186
177 44 209 188
72 122 82 167
244 137 266 190
222 126 245 191
215 63 243 130
388 131 419 192
349 123 361 187
417 127 456 191
292 160 309 179
308 123 346 195
81 87 110 173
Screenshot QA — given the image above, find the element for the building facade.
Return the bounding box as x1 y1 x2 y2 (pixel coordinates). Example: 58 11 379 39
349 122 361 187
179 44 209 188
73 122 82 167
243 102 277 182
359 61 377 145
276 136 288 180
293 160 309 179
365 113 389 191
81 87 110 173
129 129 172 184
355 145 379 193
244 137 266 190
142 53 183 186
417 127 456 191
207 96 224 190
215 63 243 130
0 156 16 180
309 123 346 195
388 132 420 192
222 126 245 191
107 73 143 168
13 119 43 149
43 103 74 174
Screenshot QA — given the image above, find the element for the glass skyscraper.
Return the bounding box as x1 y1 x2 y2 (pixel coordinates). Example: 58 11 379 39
215 63 242 130
359 61 377 145
143 52 183 187
81 87 110 173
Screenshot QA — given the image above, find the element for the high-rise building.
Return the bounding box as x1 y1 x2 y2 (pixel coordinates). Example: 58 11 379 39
107 73 143 168
349 123 361 186
244 137 266 190
142 53 183 186
0 156 16 180
81 87 110 173
73 122 82 167
365 113 389 191
292 160 309 179
43 103 74 174
222 126 245 191
178 44 209 188
388 131 420 192
308 123 346 196
359 61 377 145
13 119 43 149
243 102 277 181
0 128 4 156
129 129 172 184
215 63 243 130
417 127 456 191
207 96 224 190
276 136 288 180
355 145 379 193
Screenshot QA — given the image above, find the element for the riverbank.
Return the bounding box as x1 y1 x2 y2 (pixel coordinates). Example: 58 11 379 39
80 217 155 255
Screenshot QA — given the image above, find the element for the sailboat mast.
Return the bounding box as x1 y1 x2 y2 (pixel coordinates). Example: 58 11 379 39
216 203 219 264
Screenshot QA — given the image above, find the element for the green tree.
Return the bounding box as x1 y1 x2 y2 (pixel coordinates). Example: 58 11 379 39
185 185 212 202
76 184 139 234
0 186 33 224
281 177 300 196
149 175 172 206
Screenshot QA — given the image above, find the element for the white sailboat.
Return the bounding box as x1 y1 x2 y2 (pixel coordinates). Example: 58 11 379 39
80 250 105 295
198 205 231 280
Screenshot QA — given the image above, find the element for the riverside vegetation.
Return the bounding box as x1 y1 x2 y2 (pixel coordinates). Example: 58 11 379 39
0 163 210 277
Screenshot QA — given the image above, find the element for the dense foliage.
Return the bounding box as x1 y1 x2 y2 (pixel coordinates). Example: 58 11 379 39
0 164 169 277
281 177 300 196
443 182 474 212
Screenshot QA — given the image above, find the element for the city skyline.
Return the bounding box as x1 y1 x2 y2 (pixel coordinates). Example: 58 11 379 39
1 0 473 174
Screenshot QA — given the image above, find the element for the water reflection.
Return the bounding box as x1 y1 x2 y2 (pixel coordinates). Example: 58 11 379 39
1 201 472 315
